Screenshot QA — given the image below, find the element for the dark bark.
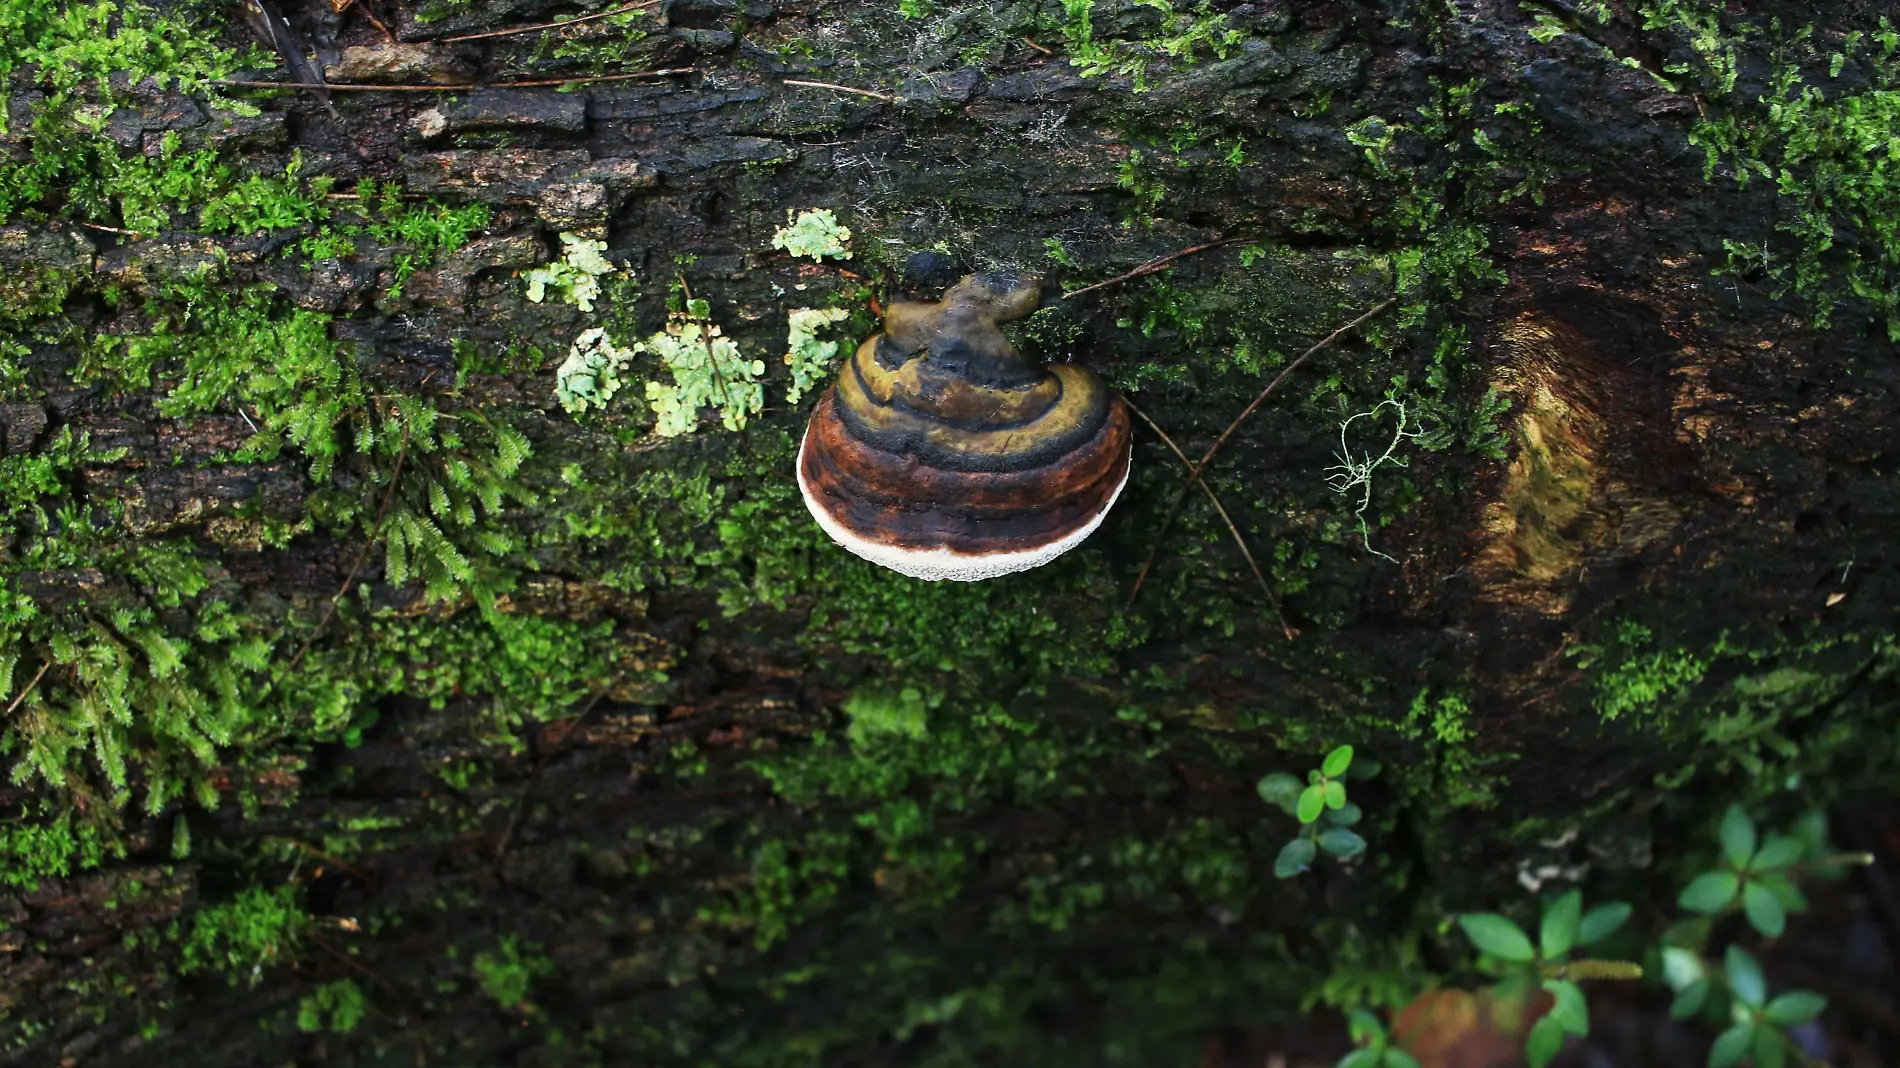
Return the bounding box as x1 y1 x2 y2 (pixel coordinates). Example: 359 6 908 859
1 1 1896 1065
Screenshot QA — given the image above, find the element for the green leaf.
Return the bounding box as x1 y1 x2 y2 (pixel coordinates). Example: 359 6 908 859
1670 979 1710 1020
1750 833 1805 872
1661 945 1705 990
1678 871 1740 914
1323 779 1347 809
1763 990 1826 1027
1724 945 1766 1007
1337 1050 1380 1068
1319 827 1368 859
1256 772 1303 813
1274 837 1317 878
1381 1049 1420 1068
1720 804 1757 869
1577 901 1632 946
1708 1024 1751 1068
1757 871 1809 913
1297 785 1326 824
1348 756 1383 779
1544 978 1589 1036
1751 1024 1786 1068
1525 1014 1565 1068
1458 913 1535 962
1540 889 1582 960
1347 1008 1386 1044
1323 801 1364 827
1322 744 1355 778
1743 881 1786 938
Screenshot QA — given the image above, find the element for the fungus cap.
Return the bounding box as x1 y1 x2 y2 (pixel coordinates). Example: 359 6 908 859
796 272 1132 581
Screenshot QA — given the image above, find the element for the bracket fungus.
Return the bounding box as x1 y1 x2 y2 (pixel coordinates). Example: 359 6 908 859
796 272 1133 581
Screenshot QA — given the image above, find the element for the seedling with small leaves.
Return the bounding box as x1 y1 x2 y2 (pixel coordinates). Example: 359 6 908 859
1335 1008 1421 1068
1456 889 1641 1068
1658 807 1866 1068
1257 745 1377 879
1676 804 1867 938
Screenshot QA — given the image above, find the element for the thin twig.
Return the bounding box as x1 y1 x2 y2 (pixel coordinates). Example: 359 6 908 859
341 0 398 43
437 0 660 42
1125 399 1294 640
276 837 371 882
1127 297 1398 607
216 68 691 92
3 661 51 718
1021 36 1055 56
78 221 145 237
782 79 896 101
310 933 401 999
286 428 409 673
1062 237 1255 300
492 676 623 871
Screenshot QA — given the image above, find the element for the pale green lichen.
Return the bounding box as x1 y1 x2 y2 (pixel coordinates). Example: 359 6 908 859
525 232 616 312
771 209 852 261
555 328 636 414
643 300 765 436
783 306 852 405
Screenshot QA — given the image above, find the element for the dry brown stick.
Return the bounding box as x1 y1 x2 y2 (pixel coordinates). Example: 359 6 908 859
1125 399 1295 640
782 78 896 101
277 837 371 882
78 221 145 237
285 428 409 673
340 0 398 42
1126 296 1399 607
437 0 660 42
217 68 691 91
3 661 51 718
1062 237 1255 300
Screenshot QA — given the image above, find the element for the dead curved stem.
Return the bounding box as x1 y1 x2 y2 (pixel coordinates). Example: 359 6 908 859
1126 296 1398 608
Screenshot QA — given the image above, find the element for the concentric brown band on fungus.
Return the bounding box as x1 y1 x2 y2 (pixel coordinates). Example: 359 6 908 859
796 272 1133 581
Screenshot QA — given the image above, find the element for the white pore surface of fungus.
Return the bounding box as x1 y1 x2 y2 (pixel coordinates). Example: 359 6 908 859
796 433 1131 582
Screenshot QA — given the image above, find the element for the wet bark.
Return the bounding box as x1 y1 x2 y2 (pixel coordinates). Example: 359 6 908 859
2 1 1897 1065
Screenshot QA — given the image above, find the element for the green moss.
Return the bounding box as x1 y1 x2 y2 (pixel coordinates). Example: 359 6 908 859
1686 22 1900 335
296 979 368 1034
0 808 113 889
176 884 307 987
474 935 554 1009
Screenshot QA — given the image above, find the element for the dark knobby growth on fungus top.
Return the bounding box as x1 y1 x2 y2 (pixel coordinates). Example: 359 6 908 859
797 272 1133 581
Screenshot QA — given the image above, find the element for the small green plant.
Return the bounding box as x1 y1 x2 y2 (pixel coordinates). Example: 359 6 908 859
1043 236 1079 268
556 327 637 414
1257 745 1378 878
771 209 852 261
1664 945 1826 1068
783 306 851 406
1677 804 1859 938
474 935 553 1010
1456 891 1641 1068
1336 1008 1422 1068
1655 805 1868 1067
643 299 765 436
525 232 617 312
296 978 368 1034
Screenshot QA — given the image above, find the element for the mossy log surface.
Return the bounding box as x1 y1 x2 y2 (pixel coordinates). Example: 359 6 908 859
0 0 1896 1065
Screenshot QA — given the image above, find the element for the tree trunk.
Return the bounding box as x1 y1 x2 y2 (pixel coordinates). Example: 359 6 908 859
1 0 1895 1065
